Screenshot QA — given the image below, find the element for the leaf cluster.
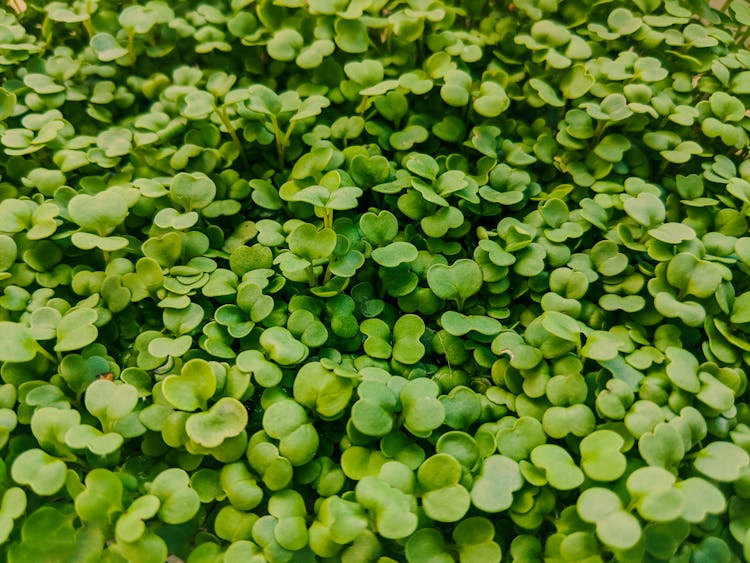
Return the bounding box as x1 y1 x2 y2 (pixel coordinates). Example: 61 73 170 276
1 0 750 561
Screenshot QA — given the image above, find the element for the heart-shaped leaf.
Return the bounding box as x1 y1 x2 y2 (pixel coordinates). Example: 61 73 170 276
530 444 584 490
65 424 124 456
185 397 248 448
426 259 482 310
470 455 523 512
146 468 200 524
288 224 337 262
68 190 129 236
0 322 39 363
163 359 217 412
55 308 98 352
170 172 217 211
371 241 418 267
579 430 627 481
694 441 750 481
11 449 67 496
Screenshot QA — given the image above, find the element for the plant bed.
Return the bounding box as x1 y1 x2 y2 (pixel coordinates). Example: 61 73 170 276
1 0 750 561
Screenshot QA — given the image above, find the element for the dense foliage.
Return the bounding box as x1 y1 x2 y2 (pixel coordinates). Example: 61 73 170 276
1 0 750 560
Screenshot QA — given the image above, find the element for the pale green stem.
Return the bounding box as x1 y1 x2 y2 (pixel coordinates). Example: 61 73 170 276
278 122 297 167
127 30 136 66
215 104 249 170
592 120 607 144
305 265 317 287
36 345 58 365
83 18 95 38
356 95 370 115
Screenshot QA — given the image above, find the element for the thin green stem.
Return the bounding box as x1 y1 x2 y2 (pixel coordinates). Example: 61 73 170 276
40 15 54 52
737 26 750 46
278 122 297 167
215 104 249 170
127 30 136 66
356 95 371 115
435 331 453 378
270 116 286 166
456 297 465 312
36 345 58 365
592 120 607 144
82 17 95 39
305 265 317 287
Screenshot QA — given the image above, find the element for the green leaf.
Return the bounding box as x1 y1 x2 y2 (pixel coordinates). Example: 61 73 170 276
418 454 470 522
0 487 25 543
530 444 584 490
75 468 124 523
665 347 700 393
344 59 384 85
581 330 623 362
579 430 626 481
401 378 444 436
170 172 217 211
147 468 201 524
288 224 337 262
666 253 727 298
561 64 594 99
350 155 391 188
24 73 65 94
371 241 418 267
293 361 355 420
68 190 129 236
85 379 139 427
470 455 523 512
405 529 452 563
351 381 397 437
260 326 308 365
65 424 124 456
694 441 750 481
268 29 304 61
676 477 726 523
359 210 398 245
11 449 67 496
473 82 510 117
334 18 368 53
529 78 565 107
7 506 78 561
55 308 98 352
426 259 482 308
90 33 129 62
577 488 641 550
390 125 429 150
0 88 16 121
115 495 160 543
163 358 217 411
440 311 502 337
0 322 38 363
185 397 248 448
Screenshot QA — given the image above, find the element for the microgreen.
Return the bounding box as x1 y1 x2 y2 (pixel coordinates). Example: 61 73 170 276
0 0 749 559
